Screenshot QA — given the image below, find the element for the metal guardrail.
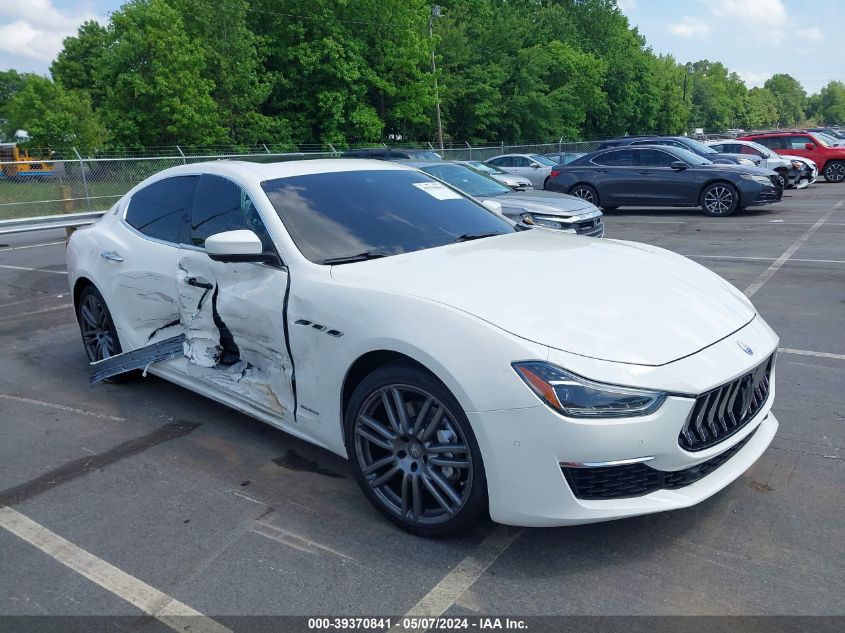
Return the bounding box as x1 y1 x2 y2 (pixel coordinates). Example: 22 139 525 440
0 211 106 235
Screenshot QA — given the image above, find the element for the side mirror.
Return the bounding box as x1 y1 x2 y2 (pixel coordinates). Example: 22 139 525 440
530 163 541 169
205 230 275 264
670 161 688 170
805 143 815 150
481 199 504 214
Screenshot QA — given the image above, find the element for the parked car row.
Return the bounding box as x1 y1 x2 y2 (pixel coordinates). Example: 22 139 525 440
737 130 845 183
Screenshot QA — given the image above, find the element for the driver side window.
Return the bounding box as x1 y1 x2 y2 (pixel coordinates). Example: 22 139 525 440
512 156 531 167
190 174 275 256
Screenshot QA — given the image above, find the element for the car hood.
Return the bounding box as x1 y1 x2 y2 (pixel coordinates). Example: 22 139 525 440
491 190 599 217
330 230 755 366
780 154 817 168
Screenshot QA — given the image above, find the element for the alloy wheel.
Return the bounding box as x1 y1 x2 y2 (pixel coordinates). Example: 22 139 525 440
353 385 474 526
825 162 845 182
79 293 116 361
703 185 733 215
571 186 596 204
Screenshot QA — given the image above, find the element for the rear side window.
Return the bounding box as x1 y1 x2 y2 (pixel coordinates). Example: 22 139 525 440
592 149 635 166
636 149 677 168
190 174 274 253
756 136 786 150
126 176 198 243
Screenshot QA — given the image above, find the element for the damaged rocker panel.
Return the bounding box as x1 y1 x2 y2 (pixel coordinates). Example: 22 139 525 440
90 335 186 385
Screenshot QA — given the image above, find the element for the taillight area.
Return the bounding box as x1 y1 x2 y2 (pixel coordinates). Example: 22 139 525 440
551 170 560 179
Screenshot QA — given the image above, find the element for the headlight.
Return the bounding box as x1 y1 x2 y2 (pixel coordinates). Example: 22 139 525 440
521 213 575 232
512 361 667 418
740 174 772 185
792 161 803 170
737 158 755 166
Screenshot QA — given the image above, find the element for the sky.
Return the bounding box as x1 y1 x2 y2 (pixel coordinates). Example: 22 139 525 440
1 0 843 95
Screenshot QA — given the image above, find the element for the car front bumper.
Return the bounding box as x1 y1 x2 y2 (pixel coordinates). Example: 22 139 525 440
471 318 778 527
740 178 783 206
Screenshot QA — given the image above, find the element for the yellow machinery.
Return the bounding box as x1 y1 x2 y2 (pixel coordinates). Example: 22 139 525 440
0 143 55 178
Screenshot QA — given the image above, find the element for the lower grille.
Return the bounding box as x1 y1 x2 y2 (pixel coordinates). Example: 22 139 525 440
576 218 604 237
679 354 774 451
562 428 757 500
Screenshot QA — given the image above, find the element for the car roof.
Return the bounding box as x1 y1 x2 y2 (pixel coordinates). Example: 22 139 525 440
125 158 415 195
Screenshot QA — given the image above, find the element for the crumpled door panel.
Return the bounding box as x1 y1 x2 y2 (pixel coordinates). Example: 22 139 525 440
175 252 294 419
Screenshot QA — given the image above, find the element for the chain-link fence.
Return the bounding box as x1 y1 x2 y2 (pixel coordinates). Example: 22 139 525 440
0 139 608 224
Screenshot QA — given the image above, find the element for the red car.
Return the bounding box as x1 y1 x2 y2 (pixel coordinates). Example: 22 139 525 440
739 131 845 183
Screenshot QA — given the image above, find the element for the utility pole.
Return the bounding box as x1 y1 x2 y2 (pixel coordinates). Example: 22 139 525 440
429 5 444 151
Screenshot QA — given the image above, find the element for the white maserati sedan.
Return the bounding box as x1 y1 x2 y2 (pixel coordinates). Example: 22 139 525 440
67 159 779 536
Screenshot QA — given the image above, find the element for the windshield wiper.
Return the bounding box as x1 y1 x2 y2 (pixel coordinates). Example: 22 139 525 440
454 232 502 243
321 249 392 265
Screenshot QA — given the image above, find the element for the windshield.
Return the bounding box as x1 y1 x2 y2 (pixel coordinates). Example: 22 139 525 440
813 133 833 147
672 146 713 166
261 169 514 264
406 150 443 160
530 154 558 166
465 161 502 174
422 163 512 198
682 138 718 155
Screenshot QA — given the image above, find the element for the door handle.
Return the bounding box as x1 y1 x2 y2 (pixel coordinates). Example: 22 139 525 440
638 170 651 174
100 250 124 262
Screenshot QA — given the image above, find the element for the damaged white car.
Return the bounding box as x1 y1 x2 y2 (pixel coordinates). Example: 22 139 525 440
68 159 779 536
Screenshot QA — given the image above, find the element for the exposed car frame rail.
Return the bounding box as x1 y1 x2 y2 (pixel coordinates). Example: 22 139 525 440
89 334 186 385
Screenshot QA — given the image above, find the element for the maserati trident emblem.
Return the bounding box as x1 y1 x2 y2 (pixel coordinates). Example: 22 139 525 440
737 340 754 356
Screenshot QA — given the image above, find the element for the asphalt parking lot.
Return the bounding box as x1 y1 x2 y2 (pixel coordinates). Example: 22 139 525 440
0 183 843 624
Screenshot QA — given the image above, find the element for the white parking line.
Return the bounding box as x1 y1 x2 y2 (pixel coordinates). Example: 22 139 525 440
0 240 67 252
743 205 838 298
0 263 67 275
690 255 845 264
392 526 521 630
0 303 73 321
0 394 125 422
0 506 232 633
779 348 845 361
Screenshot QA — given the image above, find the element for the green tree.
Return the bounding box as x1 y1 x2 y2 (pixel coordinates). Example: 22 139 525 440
4 76 105 151
764 74 806 126
745 87 779 129
50 20 109 106
95 0 226 148
815 81 845 125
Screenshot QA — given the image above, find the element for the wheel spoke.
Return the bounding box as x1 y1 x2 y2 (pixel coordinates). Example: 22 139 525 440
368 464 400 488
101 336 113 358
400 472 411 517
363 454 395 475
390 387 411 434
411 474 422 520
426 442 468 454
427 468 463 506
417 405 445 442
355 426 393 450
428 456 471 468
80 305 97 328
359 414 396 442
411 396 433 437
380 389 401 433
422 473 455 514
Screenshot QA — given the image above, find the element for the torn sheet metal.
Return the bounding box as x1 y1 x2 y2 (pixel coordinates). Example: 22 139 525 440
175 253 295 420
90 335 185 385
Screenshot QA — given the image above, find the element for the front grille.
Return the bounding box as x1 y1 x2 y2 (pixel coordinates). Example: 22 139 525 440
679 354 774 452
575 218 604 237
562 428 757 500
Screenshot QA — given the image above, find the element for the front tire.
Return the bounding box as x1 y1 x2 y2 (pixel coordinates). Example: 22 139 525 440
700 182 739 217
823 160 845 183
345 361 487 537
